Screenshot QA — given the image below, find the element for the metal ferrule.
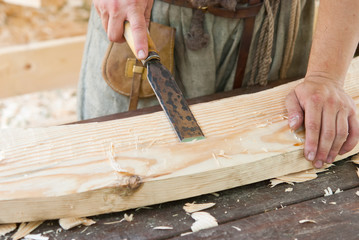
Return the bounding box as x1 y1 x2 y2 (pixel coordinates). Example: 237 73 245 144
143 51 161 66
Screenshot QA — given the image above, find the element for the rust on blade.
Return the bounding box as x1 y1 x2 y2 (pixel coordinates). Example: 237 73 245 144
146 58 205 142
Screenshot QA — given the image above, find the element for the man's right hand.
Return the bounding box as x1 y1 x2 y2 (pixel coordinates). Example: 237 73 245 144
93 0 154 60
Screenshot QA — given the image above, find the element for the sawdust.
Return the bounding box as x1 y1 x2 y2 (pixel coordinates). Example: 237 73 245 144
190 211 218 232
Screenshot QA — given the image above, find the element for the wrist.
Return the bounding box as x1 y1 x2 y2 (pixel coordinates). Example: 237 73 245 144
305 71 345 88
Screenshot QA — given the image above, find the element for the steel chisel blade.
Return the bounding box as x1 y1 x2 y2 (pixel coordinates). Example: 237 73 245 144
146 60 205 142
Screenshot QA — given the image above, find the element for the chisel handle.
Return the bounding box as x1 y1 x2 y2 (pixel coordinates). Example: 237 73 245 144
123 21 160 65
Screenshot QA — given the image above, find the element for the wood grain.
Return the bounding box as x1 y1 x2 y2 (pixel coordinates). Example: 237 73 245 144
1 58 359 223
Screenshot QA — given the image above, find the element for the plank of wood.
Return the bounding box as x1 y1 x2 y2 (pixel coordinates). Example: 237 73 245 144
176 186 359 240
1 58 359 223
24 160 358 240
0 36 85 98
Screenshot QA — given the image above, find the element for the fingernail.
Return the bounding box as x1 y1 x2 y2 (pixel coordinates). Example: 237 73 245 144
327 156 334 163
289 116 298 128
307 152 315 161
137 50 145 59
314 160 323 168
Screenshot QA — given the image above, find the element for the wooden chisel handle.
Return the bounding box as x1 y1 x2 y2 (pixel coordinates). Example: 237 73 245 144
123 21 159 65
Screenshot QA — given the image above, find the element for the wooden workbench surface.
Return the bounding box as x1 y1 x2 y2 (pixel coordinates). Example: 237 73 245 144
6 81 359 239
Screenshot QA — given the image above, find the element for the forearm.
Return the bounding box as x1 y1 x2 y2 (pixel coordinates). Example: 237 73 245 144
306 0 359 86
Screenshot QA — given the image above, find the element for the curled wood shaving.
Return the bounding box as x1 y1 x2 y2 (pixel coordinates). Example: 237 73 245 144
59 217 95 230
190 212 218 232
153 226 173 230
324 187 333 196
0 223 17 236
124 213 134 222
356 191 359 197
329 202 336 205
211 192 220 197
183 202 216 213
299 219 317 224
285 187 293 192
270 165 333 187
11 221 44 240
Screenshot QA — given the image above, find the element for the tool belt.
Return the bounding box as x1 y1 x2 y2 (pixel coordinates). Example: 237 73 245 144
102 0 263 111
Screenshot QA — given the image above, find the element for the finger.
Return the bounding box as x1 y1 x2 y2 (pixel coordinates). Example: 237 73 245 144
285 90 304 130
326 110 348 163
304 94 323 162
100 11 110 34
108 14 125 42
315 104 337 164
339 113 359 155
127 12 148 60
145 0 154 28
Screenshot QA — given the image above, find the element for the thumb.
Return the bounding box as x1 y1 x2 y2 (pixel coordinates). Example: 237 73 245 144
127 14 148 60
285 90 304 130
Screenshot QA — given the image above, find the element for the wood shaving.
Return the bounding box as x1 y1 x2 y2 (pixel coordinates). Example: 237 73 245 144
356 191 359 197
124 213 134 222
108 143 129 173
285 187 293 192
334 188 343 194
211 192 220 197
24 234 49 240
351 154 359 164
217 150 232 159
270 165 333 187
103 219 125 225
190 212 218 232
59 217 95 230
181 232 193 236
299 219 317 224
183 202 216 213
357 168 359 178
11 221 44 240
232 226 241 231
0 223 17 236
324 187 333 196
153 226 173 230
329 202 336 205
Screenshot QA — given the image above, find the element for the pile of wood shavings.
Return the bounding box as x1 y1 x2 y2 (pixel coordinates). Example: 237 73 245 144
0 0 91 47
0 87 77 128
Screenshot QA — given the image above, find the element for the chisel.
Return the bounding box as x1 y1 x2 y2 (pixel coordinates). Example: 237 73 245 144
124 22 205 142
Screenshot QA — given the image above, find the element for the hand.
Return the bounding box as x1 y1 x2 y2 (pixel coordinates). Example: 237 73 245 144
285 76 359 168
93 0 154 59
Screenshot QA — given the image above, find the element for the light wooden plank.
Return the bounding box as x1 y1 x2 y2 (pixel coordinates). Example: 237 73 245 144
0 36 85 98
1 58 359 223
3 0 41 8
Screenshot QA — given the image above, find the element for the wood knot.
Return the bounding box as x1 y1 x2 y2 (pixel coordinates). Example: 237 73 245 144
126 175 142 190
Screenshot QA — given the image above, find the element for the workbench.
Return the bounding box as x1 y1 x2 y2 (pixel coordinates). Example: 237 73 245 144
11 81 359 239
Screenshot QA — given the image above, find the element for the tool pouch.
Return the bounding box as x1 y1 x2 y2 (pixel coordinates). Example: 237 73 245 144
102 22 176 110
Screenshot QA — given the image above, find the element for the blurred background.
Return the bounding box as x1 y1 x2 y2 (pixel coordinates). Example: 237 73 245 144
0 0 91 128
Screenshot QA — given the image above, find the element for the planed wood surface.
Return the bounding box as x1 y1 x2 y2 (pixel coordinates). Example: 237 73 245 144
0 36 85 98
1 58 359 223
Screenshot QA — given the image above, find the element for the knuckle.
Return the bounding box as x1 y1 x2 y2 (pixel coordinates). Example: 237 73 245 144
336 129 348 139
310 93 323 105
323 129 335 140
306 122 320 133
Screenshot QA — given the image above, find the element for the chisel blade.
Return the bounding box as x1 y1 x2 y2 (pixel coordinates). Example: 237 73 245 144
146 60 205 142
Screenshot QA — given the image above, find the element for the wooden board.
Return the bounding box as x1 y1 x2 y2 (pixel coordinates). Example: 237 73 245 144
0 36 85 98
1 58 359 223
3 0 41 8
